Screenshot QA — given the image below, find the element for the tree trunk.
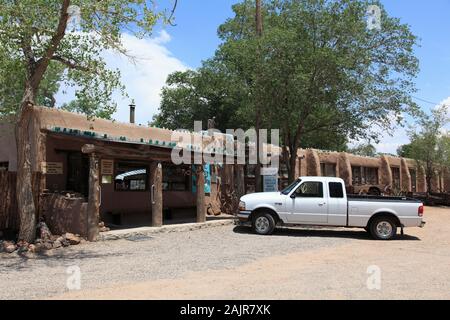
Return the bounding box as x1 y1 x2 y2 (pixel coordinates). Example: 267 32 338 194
288 152 297 183
16 89 37 242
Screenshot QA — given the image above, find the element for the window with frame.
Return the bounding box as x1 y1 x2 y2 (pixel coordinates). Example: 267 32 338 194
0 162 8 171
329 182 344 198
321 163 336 177
410 169 417 192
295 182 324 198
162 164 190 191
114 162 148 191
352 166 362 185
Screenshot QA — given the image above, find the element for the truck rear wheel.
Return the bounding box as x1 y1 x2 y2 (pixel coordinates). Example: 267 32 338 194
252 212 276 235
369 216 397 240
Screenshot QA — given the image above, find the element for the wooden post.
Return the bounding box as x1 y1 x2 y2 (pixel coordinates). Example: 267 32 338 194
151 162 163 227
196 165 206 223
87 153 100 241
236 164 245 199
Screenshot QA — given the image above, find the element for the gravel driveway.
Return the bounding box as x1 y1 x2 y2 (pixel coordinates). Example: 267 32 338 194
1 207 449 299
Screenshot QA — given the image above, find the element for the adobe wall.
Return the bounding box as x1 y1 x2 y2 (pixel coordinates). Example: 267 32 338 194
306 149 321 176
400 158 412 192
379 155 392 187
337 152 352 186
0 121 17 171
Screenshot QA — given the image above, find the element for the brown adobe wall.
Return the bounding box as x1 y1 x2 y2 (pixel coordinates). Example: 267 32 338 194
306 149 321 176
379 155 392 187
400 158 412 192
337 152 352 186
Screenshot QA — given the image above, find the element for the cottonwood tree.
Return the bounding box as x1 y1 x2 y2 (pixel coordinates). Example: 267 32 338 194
219 0 419 182
0 0 172 242
398 106 450 193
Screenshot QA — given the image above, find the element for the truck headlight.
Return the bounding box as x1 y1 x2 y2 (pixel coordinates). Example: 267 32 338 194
239 201 246 211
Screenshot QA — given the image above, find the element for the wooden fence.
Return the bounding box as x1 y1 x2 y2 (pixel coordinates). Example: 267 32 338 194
0 171 41 231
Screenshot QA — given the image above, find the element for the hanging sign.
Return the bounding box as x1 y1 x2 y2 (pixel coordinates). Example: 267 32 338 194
42 162 63 175
101 159 114 175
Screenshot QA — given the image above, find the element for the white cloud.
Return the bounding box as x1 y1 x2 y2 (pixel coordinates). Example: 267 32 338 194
56 30 189 125
105 31 189 124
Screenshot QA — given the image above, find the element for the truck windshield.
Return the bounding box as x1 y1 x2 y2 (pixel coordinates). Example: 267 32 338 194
281 179 301 195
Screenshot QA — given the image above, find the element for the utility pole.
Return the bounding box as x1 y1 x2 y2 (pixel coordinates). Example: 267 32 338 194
254 0 263 192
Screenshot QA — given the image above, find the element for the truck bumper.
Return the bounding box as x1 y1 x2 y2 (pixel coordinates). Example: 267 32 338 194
236 211 251 222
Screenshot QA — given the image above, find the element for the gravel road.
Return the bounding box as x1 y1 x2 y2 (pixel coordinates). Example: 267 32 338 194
1 206 449 300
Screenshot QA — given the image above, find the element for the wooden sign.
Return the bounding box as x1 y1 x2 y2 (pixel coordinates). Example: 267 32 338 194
101 159 114 175
42 162 63 175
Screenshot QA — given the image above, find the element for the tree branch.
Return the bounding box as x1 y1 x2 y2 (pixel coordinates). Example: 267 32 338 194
31 0 71 91
51 55 90 72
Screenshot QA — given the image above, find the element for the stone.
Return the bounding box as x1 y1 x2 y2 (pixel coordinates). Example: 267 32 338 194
53 240 62 249
64 233 81 245
27 244 36 253
3 241 17 254
56 236 70 247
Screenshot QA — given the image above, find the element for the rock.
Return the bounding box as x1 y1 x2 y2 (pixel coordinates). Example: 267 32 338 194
53 240 62 249
99 226 110 232
43 242 53 250
27 244 36 253
98 221 105 228
3 241 17 254
64 233 81 245
56 236 70 247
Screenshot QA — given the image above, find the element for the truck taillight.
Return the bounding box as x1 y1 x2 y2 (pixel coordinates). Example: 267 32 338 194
418 205 424 217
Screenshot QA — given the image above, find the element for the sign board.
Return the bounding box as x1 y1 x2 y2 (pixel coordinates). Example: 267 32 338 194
42 162 63 175
261 167 278 176
263 175 278 192
101 159 114 175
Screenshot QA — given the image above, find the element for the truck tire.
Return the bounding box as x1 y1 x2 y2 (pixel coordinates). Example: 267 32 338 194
252 212 276 235
369 216 397 240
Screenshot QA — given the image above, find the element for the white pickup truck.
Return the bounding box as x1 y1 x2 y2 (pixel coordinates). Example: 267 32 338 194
237 177 425 240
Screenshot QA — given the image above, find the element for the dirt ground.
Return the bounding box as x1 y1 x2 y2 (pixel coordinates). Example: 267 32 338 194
47 206 450 300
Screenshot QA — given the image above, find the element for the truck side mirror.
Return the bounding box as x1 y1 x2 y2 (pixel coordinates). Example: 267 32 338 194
290 193 296 199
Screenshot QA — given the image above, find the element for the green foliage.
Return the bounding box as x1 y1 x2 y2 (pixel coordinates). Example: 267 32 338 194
0 0 165 119
399 105 450 191
154 0 419 179
348 143 378 157
153 60 253 132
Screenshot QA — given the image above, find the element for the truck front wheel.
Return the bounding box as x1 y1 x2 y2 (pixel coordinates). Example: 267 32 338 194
252 212 276 235
369 216 397 240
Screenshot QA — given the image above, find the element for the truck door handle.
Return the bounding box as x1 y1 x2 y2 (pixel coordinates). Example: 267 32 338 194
318 202 326 206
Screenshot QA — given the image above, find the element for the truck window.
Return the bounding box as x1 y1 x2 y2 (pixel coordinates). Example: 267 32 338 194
329 182 344 198
295 182 323 198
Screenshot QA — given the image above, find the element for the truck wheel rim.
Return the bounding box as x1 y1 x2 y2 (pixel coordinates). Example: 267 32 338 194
376 221 392 238
255 217 270 233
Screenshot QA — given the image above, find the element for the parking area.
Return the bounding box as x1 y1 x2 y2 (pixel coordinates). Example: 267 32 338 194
1 206 449 300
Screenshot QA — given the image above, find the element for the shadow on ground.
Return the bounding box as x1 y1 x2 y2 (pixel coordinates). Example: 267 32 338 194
232 225 421 241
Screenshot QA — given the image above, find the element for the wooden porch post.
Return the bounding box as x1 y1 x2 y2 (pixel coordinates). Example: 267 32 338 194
87 153 100 241
236 164 245 199
151 162 163 227
196 165 206 223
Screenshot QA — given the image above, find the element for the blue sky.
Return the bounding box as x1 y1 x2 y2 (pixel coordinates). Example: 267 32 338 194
58 0 450 154
163 0 450 107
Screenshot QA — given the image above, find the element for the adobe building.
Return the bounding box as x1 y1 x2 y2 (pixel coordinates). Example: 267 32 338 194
1 106 449 239
291 149 449 195
0 106 241 240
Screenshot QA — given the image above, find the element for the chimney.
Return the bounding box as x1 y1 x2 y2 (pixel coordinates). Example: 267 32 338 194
129 102 136 124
